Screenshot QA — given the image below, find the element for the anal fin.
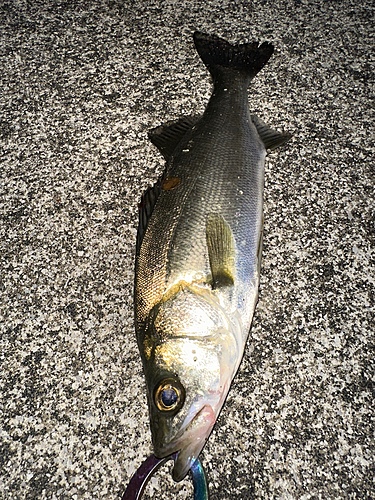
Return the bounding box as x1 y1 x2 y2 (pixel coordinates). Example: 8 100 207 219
251 115 292 150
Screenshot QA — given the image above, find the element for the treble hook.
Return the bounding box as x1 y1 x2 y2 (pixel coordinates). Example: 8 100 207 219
122 453 209 500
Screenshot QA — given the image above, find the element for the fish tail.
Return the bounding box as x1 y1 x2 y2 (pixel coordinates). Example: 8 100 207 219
193 31 274 86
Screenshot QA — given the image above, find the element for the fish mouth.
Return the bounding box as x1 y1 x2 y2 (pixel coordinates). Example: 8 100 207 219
154 404 216 482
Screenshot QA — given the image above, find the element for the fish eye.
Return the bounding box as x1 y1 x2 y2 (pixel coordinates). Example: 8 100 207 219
154 378 185 413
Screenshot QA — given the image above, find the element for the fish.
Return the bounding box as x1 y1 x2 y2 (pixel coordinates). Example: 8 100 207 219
134 31 291 483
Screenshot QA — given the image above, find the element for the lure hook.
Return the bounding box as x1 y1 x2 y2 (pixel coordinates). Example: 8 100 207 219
122 453 209 500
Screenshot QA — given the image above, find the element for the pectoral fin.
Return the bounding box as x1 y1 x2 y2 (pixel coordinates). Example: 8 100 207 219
251 115 291 150
206 214 236 288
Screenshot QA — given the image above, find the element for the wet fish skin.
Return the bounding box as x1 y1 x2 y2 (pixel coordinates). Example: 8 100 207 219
134 31 290 482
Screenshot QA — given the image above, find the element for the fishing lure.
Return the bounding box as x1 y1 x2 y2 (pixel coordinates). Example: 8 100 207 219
122 453 209 500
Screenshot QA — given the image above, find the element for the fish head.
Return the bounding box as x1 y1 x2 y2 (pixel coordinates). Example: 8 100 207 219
147 342 219 482
141 285 241 482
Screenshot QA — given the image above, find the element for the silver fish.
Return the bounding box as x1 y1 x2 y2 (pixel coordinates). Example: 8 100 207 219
134 31 290 482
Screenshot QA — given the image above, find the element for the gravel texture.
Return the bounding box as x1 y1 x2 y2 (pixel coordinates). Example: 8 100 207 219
1 1 374 499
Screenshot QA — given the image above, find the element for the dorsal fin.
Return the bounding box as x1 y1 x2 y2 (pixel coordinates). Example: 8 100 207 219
251 115 292 150
136 182 161 254
148 115 201 160
206 213 236 288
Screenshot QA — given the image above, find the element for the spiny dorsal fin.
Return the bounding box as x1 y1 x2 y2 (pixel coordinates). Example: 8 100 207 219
148 115 201 160
206 213 236 289
251 115 292 150
136 182 161 254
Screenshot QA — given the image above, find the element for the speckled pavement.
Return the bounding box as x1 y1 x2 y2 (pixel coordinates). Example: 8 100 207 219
1 1 374 499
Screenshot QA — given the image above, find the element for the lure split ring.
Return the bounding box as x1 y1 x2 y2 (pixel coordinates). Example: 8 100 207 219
122 453 209 500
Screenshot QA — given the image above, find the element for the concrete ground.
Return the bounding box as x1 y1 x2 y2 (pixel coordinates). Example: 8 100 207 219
1 1 374 499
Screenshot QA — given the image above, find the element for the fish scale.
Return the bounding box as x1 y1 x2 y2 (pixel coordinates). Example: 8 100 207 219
155 115 263 320
138 112 263 307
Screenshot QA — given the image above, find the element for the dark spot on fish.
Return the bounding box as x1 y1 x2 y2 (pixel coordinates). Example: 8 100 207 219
162 176 180 191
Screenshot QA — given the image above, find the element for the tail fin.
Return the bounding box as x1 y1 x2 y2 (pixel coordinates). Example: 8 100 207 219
193 31 274 86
